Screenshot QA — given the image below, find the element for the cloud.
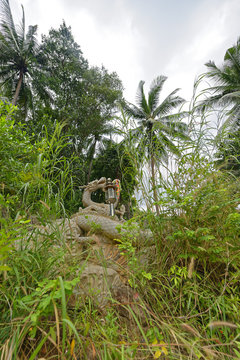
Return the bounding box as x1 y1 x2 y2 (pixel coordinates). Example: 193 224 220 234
134 0 240 101
10 0 240 103
59 1 144 101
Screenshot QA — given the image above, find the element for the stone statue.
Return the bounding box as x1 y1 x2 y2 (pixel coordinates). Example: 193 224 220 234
39 177 151 308
78 177 125 220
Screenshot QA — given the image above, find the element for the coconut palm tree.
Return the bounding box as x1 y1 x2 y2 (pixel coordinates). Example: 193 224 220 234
200 38 240 175
200 38 240 124
0 0 44 107
123 76 188 215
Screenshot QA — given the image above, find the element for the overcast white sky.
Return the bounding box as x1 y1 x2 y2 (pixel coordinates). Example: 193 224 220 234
10 0 240 104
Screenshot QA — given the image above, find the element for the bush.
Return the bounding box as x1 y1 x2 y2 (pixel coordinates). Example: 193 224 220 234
0 101 76 218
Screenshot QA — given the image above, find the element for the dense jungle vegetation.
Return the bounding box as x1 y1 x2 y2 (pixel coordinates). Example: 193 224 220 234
1 0 240 358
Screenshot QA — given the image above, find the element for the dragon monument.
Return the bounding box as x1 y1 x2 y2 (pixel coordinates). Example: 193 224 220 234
43 177 135 304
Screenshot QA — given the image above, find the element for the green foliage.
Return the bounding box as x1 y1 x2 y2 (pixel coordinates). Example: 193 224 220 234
20 121 76 216
2 125 240 359
166 170 240 263
0 2 124 213
0 100 35 196
21 276 80 327
0 100 77 217
0 198 31 272
0 235 82 358
2 10 240 358
34 21 88 125
30 22 123 157
113 91 240 358
116 220 152 288
215 126 240 176
0 205 15 271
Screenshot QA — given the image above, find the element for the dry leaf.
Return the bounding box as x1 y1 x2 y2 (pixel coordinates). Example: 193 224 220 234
70 339 75 356
39 200 50 210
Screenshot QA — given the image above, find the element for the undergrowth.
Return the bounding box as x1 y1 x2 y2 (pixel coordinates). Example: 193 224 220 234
1 99 240 359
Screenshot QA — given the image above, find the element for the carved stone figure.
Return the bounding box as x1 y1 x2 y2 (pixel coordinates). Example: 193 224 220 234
40 177 151 307
79 177 125 219
39 178 129 304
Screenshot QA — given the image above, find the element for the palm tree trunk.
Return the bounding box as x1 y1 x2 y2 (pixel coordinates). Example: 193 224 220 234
12 71 23 106
151 154 160 216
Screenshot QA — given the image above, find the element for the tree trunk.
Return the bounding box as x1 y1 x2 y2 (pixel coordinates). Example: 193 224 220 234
151 154 160 216
87 138 97 183
87 158 94 183
12 71 23 106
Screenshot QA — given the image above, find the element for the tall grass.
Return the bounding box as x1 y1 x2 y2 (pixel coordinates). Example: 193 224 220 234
19 121 77 218
113 79 240 359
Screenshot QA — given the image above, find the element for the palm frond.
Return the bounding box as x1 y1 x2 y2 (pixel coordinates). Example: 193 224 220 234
147 131 169 163
198 93 237 111
148 75 167 112
0 0 20 52
25 24 38 53
160 111 189 123
136 131 150 161
205 61 239 88
153 88 185 118
221 91 240 101
135 80 150 114
199 37 240 121
123 101 146 119
16 4 25 47
0 70 15 88
224 42 240 73
0 0 17 36
154 120 189 141
157 146 168 164
160 133 181 156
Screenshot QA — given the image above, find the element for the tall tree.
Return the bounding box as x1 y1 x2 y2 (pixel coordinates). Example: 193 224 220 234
0 0 45 109
200 38 240 122
36 21 88 118
123 76 187 215
32 23 123 157
27 22 123 189
201 38 240 174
